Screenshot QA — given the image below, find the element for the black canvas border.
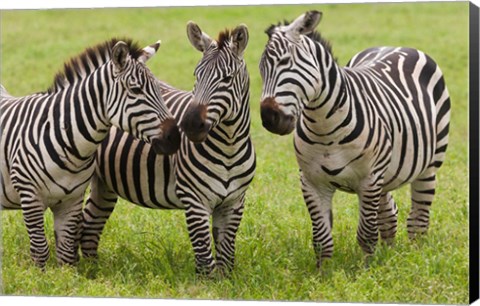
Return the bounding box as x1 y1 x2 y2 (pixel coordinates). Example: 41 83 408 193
470 1 480 304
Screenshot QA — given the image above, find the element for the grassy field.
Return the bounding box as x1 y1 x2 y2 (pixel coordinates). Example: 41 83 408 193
0 2 470 304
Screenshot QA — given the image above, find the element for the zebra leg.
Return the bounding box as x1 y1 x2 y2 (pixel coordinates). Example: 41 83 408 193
378 192 398 244
301 173 334 270
356 180 383 256
407 169 437 239
81 173 118 258
185 203 215 275
51 199 83 265
212 195 245 275
20 195 50 268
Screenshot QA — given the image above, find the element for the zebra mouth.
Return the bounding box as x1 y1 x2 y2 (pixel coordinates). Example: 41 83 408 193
183 126 211 143
150 118 181 155
181 102 212 143
260 97 296 135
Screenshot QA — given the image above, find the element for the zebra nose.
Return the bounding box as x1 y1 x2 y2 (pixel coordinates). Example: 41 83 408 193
151 118 180 155
260 97 295 135
181 103 211 143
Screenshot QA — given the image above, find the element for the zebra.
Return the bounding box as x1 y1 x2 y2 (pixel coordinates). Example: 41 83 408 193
80 22 255 275
259 11 450 268
1 38 180 268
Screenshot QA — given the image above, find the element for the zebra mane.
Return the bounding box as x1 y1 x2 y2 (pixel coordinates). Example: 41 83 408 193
47 38 143 94
216 29 232 50
265 21 335 59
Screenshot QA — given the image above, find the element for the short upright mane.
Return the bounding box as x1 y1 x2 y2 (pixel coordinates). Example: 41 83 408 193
216 29 232 50
265 21 335 58
47 38 143 94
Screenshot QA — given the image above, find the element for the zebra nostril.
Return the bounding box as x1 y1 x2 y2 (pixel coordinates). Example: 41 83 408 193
260 97 295 135
271 111 279 125
151 118 180 155
260 97 280 128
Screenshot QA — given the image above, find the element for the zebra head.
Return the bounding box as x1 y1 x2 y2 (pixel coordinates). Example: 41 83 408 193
259 10 323 135
108 40 180 155
181 22 249 143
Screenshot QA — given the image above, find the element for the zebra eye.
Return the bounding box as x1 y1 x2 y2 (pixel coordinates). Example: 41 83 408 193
278 57 290 66
223 75 233 83
130 87 143 95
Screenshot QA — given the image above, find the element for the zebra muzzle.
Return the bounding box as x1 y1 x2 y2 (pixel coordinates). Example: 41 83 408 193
151 118 181 155
260 97 296 135
181 103 212 143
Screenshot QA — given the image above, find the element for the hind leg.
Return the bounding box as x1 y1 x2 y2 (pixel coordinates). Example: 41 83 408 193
378 192 398 244
81 173 118 258
408 169 437 239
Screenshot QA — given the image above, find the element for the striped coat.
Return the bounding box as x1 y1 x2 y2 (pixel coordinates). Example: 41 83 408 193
259 11 450 268
81 23 255 275
1 38 179 268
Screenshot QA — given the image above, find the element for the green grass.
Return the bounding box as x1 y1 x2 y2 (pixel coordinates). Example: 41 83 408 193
0 2 469 304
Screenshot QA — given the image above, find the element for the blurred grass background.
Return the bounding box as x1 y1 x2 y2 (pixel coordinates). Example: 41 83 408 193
0 2 469 303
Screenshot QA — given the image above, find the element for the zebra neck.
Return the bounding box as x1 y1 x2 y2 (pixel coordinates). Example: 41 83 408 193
299 62 357 142
213 95 251 146
53 65 111 163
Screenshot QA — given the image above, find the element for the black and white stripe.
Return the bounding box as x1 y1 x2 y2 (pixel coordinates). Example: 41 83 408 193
1 38 179 268
81 23 255 275
259 11 450 268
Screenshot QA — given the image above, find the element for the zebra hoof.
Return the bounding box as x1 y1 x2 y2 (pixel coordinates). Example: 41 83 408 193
214 263 233 278
380 237 396 246
364 254 375 269
195 264 216 277
31 252 50 271
407 230 428 241
81 251 99 261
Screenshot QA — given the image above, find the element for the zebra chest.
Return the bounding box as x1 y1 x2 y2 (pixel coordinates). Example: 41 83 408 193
175 147 254 209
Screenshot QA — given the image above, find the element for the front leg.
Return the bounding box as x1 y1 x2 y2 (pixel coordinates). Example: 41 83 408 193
356 177 383 257
19 193 50 268
301 173 335 270
51 198 83 265
185 202 215 275
212 195 245 275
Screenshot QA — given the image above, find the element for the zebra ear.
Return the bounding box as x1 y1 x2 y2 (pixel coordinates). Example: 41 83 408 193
287 10 322 37
231 24 249 58
187 21 212 52
138 40 161 63
112 41 130 71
